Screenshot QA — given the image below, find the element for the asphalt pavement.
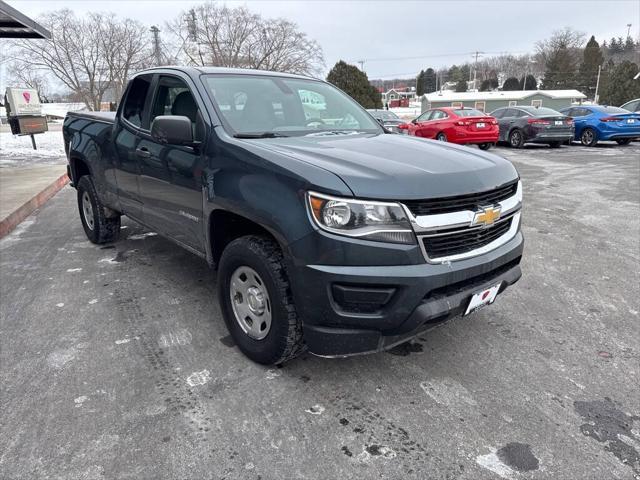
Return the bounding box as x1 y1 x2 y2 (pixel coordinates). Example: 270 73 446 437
1 142 639 480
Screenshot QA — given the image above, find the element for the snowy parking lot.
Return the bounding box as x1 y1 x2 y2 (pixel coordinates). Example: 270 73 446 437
1 143 638 479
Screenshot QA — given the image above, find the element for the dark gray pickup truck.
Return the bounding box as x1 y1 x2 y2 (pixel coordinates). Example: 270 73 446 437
63 66 523 364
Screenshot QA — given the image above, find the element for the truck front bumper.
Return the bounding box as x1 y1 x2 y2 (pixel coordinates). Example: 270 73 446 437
289 231 523 357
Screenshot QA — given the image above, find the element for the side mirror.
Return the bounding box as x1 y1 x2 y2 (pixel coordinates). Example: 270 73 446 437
151 115 193 145
375 117 385 126
411 118 417 124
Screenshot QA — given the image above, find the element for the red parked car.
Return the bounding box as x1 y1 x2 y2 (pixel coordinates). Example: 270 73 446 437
399 107 499 150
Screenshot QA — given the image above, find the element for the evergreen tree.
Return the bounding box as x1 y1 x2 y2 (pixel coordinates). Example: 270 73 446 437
609 37 623 54
578 36 604 99
455 79 467 92
326 60 381 108
448 65 462 83
416 70 425 96
600 61 640 106
519 74 537 90
502 77 521 91
624 36 636 52
480 78 499 91
541 44 577 89
424 68 436 93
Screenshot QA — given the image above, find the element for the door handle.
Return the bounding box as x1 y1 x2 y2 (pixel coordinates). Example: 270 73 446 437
136 147 151 158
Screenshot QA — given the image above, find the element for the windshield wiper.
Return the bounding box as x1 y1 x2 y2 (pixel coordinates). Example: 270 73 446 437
303 130 360 137
233 132 288 139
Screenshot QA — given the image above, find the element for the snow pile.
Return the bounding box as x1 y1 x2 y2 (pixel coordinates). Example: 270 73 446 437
0 131 66 167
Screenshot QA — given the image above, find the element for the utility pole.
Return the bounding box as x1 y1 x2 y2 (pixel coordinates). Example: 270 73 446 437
594 65 602 104
357 60 365 72
150 26 161 66
472 51 483 92
627 23 632 39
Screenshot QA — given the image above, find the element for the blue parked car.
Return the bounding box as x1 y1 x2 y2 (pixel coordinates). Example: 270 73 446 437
560 105 640 146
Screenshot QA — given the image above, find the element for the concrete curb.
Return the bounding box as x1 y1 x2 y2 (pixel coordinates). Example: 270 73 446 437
0 173 70 239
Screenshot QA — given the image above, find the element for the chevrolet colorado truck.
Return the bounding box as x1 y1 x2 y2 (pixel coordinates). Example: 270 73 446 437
63 67 523 365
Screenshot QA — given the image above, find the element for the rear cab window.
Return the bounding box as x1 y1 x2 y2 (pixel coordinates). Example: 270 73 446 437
122 75 153 129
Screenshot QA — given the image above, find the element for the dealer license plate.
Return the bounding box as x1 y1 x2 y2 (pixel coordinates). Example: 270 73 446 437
464 283 501 316
476 122 485 128
555 121 563 125
627 118 635 123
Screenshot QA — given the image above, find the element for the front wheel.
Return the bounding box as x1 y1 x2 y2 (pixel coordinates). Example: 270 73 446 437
217 235 305 365
616 138 632 145
436 132 448 142
509 129 524 148
580 128 598 147
478 143 492 150
77 176 120 244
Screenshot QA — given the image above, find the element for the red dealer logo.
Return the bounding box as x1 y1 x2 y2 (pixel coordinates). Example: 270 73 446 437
22 92 31 103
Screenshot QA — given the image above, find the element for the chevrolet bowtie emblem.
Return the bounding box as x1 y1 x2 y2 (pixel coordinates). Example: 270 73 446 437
472 206 501 227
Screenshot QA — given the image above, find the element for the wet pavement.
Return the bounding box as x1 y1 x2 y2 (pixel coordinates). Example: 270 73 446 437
1 142 639 479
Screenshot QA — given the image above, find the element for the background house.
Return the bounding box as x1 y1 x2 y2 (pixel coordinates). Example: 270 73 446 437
421 90 587 113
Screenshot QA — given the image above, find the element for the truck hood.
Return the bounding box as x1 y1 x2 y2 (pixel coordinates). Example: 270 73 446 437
254 133 518 199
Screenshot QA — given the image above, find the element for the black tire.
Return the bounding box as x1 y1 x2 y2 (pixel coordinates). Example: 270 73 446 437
436 132 448 142
549 141 562 148
217 235 305 365
580 128 598 147
509 129 524 148
77 176 121 244
478 143 492 150
616 138 632 145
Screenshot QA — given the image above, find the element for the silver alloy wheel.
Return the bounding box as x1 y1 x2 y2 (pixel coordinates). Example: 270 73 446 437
82 191 95 231
582 129 594 145
229 266 272 340
437 133 447 141
510 131 521 146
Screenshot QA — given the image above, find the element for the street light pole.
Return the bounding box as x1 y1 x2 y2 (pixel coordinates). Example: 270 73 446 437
594 65 602 104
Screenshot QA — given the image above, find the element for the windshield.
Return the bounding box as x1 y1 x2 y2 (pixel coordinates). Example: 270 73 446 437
454 109 485 117
203 74 381 136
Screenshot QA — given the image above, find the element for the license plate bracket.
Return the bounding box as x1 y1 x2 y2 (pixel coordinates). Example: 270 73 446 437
464 283 502 316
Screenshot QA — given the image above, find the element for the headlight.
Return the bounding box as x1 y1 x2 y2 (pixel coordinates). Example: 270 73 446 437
307 192 415 244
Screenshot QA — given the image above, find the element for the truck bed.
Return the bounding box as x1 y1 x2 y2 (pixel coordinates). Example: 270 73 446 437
66 111 116 124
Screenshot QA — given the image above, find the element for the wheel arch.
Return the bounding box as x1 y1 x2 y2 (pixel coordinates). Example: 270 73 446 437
207 209 284 268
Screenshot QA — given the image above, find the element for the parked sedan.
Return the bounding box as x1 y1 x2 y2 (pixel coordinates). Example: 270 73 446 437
620 98 640 112
399 107 498 150
490 106 574 148
367 109 405 133
559 105 640 146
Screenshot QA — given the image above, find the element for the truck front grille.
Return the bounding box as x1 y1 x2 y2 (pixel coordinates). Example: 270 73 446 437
421 217 513 259
403 181 518 216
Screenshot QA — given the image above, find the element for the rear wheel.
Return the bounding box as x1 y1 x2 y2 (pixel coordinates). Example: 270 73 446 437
616 138 632 145
436 132 448 142
580 128 598 147
77 176 120 244
478 143 492 150
509 129 524 148
549 141 562 148
218 235 305 365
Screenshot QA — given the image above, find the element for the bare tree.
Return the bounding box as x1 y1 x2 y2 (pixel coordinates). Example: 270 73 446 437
9 10 151 110
167 2 324 75
99 15 153 103
6 61 51 101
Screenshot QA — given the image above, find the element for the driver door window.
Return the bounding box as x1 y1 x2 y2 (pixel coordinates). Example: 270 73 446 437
150 76 203 141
